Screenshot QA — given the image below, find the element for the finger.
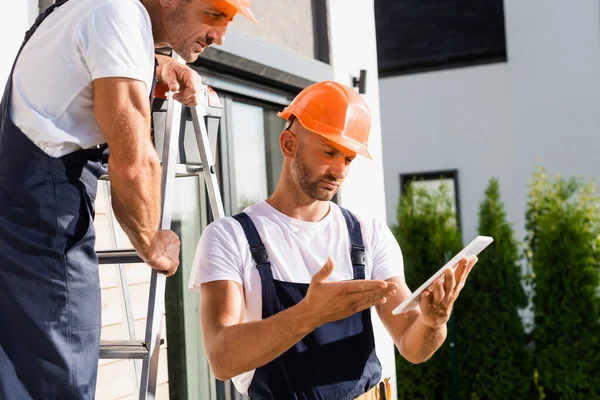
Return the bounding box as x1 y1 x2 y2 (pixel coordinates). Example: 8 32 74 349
457 256 478 292
312 257 335 283
173 86 197 101
453 257 471 285
469 256 478 269
177 83 206 105
173 91 201 107
155 262 171 276
431 279 445 304
420 289 431 305
442 269 456 307
162 66 180 93
342 279 392 294
166 241 179 255
181 68 196 89
352 286 398 311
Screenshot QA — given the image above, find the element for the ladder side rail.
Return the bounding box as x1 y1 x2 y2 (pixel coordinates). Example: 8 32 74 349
139 64 184 400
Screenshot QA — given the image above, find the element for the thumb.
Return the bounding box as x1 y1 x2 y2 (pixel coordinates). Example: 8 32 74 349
312 257 335 283
163 66 180 92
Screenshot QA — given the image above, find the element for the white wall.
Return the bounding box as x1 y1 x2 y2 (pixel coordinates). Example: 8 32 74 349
503 0 600 235
380 63 513 242
1 2 37 94
380 0 600 247
229 0 315 60
328 0 398 397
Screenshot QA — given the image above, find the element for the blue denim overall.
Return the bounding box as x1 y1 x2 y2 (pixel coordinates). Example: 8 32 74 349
0 2 157 398
233 208 382 400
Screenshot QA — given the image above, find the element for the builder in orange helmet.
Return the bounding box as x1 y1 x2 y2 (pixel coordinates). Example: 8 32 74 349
191 81 479 399
0 0 255 398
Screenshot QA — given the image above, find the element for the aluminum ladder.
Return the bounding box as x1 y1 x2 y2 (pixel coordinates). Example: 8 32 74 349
96 53 226 399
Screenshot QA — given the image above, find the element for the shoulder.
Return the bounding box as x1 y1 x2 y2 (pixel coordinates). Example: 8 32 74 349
202 204 266 244
83 0 150 20
202 215 246 243
331 204 390 238
77 0 152 36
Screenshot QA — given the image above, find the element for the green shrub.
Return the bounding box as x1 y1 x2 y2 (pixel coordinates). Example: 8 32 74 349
392 182 462 399
525 167 600 399
453 178 533 399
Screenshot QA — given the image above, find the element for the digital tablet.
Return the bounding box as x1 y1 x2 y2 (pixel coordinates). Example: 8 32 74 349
391 236 494 315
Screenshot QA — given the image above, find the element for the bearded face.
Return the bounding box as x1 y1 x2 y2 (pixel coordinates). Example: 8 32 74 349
291 143 342 201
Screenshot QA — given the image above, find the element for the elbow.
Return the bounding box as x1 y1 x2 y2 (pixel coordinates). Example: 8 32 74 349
206 350 236 381
402 353 429 365
108 149 160 182
396 340 429 365
212 370 235 382
398 346 429 364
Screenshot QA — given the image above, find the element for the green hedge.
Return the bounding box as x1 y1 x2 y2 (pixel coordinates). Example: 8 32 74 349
453 178 533 399
392 182 462 399
525 167 600 399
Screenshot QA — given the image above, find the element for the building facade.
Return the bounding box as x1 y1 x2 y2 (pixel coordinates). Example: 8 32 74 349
377 0 600 248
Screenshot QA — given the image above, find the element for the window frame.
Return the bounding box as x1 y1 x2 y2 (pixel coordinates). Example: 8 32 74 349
399 169 462 232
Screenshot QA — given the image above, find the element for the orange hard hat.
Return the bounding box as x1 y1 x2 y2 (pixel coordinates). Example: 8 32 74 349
278 81 372 159
224 0 257 23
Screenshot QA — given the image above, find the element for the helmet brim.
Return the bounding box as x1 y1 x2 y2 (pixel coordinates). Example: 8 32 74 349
233 4 257 23
319 133 373 160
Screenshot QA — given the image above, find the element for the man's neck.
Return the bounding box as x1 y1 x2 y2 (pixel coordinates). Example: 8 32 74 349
140 0 165 47
267 181 330 223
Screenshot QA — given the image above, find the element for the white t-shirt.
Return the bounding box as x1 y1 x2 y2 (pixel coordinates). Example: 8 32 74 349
9 0 155 157
189 201 404 395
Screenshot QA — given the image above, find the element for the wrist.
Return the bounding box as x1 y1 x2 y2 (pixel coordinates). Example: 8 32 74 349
131 230 157 261
293 300 320 333
418 312 448 330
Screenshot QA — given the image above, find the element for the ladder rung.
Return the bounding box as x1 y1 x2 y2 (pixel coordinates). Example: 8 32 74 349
97 249 143 265
175 163 204 176
100 340 147 359
99 339 165 359
100 164 204 181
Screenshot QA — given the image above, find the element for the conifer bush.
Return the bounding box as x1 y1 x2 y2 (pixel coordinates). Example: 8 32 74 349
525 167 600 399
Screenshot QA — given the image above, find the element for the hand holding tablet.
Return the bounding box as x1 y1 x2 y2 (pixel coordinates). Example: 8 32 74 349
392 236 494 315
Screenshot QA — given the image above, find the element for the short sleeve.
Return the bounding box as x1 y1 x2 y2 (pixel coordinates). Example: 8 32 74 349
78 1 154 87
369 219 405 281
188 220 245 292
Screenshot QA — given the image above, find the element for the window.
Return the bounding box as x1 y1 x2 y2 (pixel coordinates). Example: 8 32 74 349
400 169 461 230
231 101 269 210
220 95 287 215
375 0 507 76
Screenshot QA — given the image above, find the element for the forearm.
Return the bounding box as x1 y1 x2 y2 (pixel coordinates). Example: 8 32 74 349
398 314 447 364
109 144 162 257
207 302 316 380
94 76 165 260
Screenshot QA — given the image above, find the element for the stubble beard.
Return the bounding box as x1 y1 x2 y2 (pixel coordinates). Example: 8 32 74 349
164 6 198 62
292 146 337 202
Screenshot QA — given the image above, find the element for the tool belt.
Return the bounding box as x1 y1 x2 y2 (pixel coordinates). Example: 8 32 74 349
354 378 391 400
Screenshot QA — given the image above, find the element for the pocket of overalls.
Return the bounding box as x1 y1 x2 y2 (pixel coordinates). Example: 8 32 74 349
60 181 94 256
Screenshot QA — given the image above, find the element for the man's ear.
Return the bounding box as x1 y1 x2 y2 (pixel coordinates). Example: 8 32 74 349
280 130 297 159
159 0 174 8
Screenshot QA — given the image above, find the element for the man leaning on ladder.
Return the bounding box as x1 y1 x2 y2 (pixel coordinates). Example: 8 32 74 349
0 0 256 398
191 81 479 399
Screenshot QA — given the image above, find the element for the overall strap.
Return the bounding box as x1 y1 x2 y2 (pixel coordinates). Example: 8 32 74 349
22 0 71 48
1 0 72 123
232 212 273 281
340 207 366 280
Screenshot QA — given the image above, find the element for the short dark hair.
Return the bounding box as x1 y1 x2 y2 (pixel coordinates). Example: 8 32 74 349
284 115 296 130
